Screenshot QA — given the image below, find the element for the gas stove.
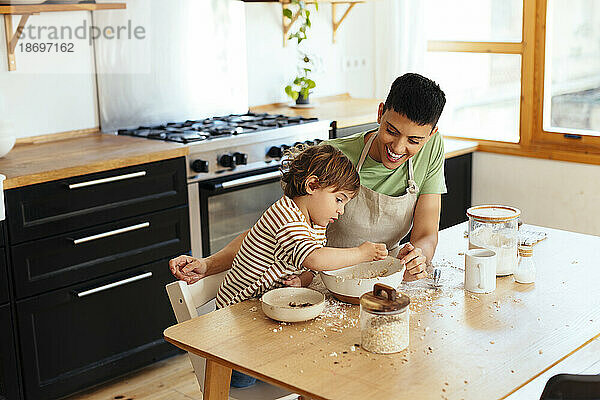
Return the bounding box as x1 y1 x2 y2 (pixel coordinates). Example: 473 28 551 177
117 112 331 182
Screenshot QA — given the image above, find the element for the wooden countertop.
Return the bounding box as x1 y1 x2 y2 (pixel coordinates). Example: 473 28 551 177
250 93 381 129
0 133 188 189
164 222 600 400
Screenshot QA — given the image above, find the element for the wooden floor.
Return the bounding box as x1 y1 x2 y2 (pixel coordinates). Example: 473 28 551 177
65 354 202 400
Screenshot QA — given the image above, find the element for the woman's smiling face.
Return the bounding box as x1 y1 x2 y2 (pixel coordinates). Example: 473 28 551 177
370 103 437 170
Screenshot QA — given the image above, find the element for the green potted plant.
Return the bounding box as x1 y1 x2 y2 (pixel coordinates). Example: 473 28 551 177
283 0 318 105
285 53 316 105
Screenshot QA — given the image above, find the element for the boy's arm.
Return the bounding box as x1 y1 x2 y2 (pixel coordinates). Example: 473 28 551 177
302 242 388 271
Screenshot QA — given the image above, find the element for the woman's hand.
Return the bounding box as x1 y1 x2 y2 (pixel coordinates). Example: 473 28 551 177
358 241 389 262
397 242 428 281
168 255 208 285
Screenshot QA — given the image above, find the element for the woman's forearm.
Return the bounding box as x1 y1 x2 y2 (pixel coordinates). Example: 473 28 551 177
302 247 363 271
410 232 438 264
205 230 249 273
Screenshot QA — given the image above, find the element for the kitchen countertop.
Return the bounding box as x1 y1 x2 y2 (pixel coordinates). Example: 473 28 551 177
250 93 381 129
0 133 188 189
251 93 478 158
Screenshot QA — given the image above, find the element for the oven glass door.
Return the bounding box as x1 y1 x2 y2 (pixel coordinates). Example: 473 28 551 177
198 168 283 256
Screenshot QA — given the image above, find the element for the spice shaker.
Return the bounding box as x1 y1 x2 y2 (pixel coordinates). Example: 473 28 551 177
467 205 521 276
514 244 535 283
359 283 410 354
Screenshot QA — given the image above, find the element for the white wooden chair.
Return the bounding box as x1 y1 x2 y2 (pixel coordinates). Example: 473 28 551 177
165 272 299 400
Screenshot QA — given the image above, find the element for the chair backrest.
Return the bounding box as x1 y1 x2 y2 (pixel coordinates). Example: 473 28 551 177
540 374 600 400
166 270 228 323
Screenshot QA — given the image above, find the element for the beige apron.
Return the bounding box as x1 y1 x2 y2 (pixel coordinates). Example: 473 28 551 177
326 130 419 257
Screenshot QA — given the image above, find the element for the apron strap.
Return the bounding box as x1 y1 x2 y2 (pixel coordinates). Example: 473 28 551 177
407 158 419 194
356 130 378 173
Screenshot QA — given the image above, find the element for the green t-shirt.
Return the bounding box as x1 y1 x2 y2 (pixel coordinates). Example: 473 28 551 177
327 131 447 197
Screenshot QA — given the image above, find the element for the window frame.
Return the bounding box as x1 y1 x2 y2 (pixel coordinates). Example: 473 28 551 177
427 0 600 165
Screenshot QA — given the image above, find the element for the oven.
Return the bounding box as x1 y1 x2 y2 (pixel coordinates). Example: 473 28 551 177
189 166 283 257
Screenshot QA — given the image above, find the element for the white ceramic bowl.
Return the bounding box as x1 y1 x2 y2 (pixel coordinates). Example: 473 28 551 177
0 136 15 158
320 256 406 300
261 287 325 322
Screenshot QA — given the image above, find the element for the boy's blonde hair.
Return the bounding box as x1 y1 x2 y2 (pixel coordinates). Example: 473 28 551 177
280 144 360 198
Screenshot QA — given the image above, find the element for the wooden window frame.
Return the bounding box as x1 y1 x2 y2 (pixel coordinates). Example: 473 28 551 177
427 0 600 165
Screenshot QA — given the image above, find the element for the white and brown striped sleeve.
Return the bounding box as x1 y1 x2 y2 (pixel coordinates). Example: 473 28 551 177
274 222 324 270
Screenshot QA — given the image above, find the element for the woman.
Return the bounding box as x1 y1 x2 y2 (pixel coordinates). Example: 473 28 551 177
169 73 447 284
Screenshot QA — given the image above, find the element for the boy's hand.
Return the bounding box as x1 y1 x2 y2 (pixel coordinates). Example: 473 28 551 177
283 271 314 287
358 241 388 262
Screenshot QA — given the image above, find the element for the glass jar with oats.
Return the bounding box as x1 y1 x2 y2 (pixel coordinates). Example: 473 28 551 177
359 283 410 354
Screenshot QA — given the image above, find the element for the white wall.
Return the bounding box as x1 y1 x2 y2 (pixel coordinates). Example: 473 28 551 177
472 152 600 236
245 2 376 106
0 12 98 138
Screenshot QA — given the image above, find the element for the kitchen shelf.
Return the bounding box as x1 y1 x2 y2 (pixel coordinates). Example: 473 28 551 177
1 2 126 71
266 0 370 46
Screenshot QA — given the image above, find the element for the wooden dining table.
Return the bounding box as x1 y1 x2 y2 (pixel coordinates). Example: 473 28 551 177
163 223 600 400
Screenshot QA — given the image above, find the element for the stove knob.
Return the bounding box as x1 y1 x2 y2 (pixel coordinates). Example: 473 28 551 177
304 140 315 146
267 146 283 158
233 152 248 165
219 154 235 168
191 159 209 173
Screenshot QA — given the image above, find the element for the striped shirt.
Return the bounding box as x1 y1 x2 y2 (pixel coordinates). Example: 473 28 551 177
216 196 327 309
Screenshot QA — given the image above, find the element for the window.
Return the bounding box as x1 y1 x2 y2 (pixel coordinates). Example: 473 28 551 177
543 0 600 136
424 0 524 143
424 0 600 164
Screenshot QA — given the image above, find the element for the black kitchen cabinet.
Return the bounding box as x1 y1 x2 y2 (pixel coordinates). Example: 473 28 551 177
12 206 189 299
0 303 21 400
0 221 5 247
440 153 472 230
2 156 189 400
17 258 179 400
5 157 187 244
0 248 8 305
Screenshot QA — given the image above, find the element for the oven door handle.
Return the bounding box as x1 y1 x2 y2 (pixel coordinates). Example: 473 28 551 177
202 170 282 191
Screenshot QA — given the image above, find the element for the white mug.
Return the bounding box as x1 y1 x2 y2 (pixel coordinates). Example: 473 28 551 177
464 249 497 294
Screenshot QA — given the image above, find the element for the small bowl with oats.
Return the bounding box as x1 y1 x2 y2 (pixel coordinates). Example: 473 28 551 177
320 256 406 304
261 287 325 322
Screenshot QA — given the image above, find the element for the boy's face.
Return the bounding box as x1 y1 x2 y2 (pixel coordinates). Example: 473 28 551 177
372 103 438 170
306 186 354 226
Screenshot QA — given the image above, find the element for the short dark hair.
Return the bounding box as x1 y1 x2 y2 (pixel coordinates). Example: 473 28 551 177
280 144 360 198
383 73 446 129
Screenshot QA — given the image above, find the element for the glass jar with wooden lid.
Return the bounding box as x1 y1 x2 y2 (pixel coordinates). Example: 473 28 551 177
359 283 410 354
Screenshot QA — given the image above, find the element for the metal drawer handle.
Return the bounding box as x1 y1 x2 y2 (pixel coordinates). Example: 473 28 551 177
221 170 282 189
76 272 153 298
72 222 150 245
68 171 147 189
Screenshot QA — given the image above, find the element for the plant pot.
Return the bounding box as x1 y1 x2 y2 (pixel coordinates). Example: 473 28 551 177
296 93 310 105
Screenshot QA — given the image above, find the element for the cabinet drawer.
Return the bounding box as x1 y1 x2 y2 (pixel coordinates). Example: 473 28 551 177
0 248 7 304
6 157 187 244
0 303 21 400
17 259 179 400
12 206 190 299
